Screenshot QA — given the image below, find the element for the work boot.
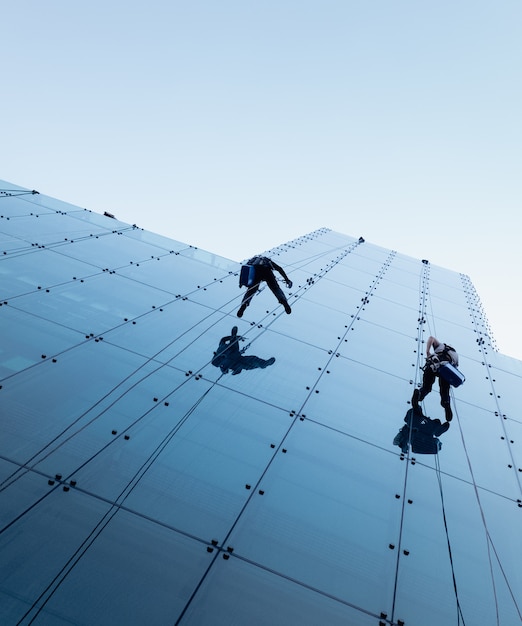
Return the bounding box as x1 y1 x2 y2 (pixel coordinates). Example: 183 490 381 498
237 304 247 318
282 301 291 314
444 404 453 422
412 388 420 409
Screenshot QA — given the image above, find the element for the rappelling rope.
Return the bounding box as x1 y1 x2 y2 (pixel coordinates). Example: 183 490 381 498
0 239 364 502
434 453 468 625
390 260 430 623
15 375 224 626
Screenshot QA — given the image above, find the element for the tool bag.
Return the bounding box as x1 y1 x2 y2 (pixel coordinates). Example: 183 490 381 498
239 265 257 287
438 363 466 387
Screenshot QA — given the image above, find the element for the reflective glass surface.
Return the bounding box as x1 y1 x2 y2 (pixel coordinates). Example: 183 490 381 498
1 181 521 625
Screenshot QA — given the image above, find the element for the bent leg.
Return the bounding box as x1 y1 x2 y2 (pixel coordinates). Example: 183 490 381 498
264 270 287 304
438 376 453 420
419 367 436 401
241 282 260 306
237 283 260 316
438 376 451 407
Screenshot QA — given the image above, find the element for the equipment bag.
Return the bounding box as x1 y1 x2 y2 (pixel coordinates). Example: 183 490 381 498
239 265 257 287
411 433 442 455
438 363 465 387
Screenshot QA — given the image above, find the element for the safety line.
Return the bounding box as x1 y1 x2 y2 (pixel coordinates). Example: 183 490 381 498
389 260 430 623
4 236 370 623
0 224 140 262
0 189 39 197
434 454 468 625
0 291 240 492
419 263 474 623
424 269 520 623
452 281 522 621
0 248 265 489
1 241 362 503
175 246 400 625
15 377 222 625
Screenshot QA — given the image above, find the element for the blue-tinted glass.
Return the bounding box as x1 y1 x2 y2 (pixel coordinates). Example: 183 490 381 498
1 183 521 625
227 420 402 611
180 556 383 625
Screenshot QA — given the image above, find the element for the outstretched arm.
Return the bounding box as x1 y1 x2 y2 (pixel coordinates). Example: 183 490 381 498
426 336 440 357
271 261 292 287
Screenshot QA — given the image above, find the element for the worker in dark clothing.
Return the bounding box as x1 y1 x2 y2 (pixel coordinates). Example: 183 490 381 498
393 406 450 455
237 255 293 318
211 326 275 375
412 336 458 421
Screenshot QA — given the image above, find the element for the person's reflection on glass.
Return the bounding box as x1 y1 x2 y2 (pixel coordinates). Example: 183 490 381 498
393 405 450 455
211 326 275 375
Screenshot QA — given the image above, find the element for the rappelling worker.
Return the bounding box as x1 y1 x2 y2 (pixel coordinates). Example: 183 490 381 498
412 336 460 421
237 255 292 318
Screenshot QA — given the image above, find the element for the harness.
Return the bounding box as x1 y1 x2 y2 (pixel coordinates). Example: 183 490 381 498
425 344 458 372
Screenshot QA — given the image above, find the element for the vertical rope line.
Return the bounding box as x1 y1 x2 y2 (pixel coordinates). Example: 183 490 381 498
4 240 369 623
422 267 473 624
174 244 393 626
390 261 430 623
17 380 222 625
434 454 467 625
453 402 521 623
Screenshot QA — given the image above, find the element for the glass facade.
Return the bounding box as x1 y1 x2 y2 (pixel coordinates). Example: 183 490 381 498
1 181 521 625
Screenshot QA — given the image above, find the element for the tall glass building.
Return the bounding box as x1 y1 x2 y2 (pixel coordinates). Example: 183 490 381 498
1 181 521 625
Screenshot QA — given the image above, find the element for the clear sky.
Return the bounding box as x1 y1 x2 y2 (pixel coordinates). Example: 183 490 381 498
2 1 521 358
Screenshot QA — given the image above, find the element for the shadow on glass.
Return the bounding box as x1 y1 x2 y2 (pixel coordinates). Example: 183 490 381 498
211 326 275 375
393 406 450 455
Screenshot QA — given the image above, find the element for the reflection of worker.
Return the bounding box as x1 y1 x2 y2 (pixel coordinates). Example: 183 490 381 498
412 336 458 421
211 327 275 375
393 406 450 455
238 256 292 317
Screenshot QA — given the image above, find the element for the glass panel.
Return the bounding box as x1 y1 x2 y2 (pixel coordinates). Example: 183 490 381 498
0 306 84 378
122 227 192 253
0 487 113 623
445 402 521 498
264 298 353 348
370 277 420 312
181 556 382 626
302 354 419 460
478 490 522 623
0 190 55 218
40 509 212 626
215 331 331 410
487 352 522 428
2 187 521 626
0 249 97 297
0 340 150 463
0 212 111 242
0 492 210 626
226 420 403 611
299 279 366 313
395 461 522 625
0 470 53 528
46 230 179 268
121 391 292 540
11 271 174 332
116 251 236 294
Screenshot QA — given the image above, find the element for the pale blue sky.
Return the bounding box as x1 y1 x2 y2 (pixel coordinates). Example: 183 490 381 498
2 1 521 358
